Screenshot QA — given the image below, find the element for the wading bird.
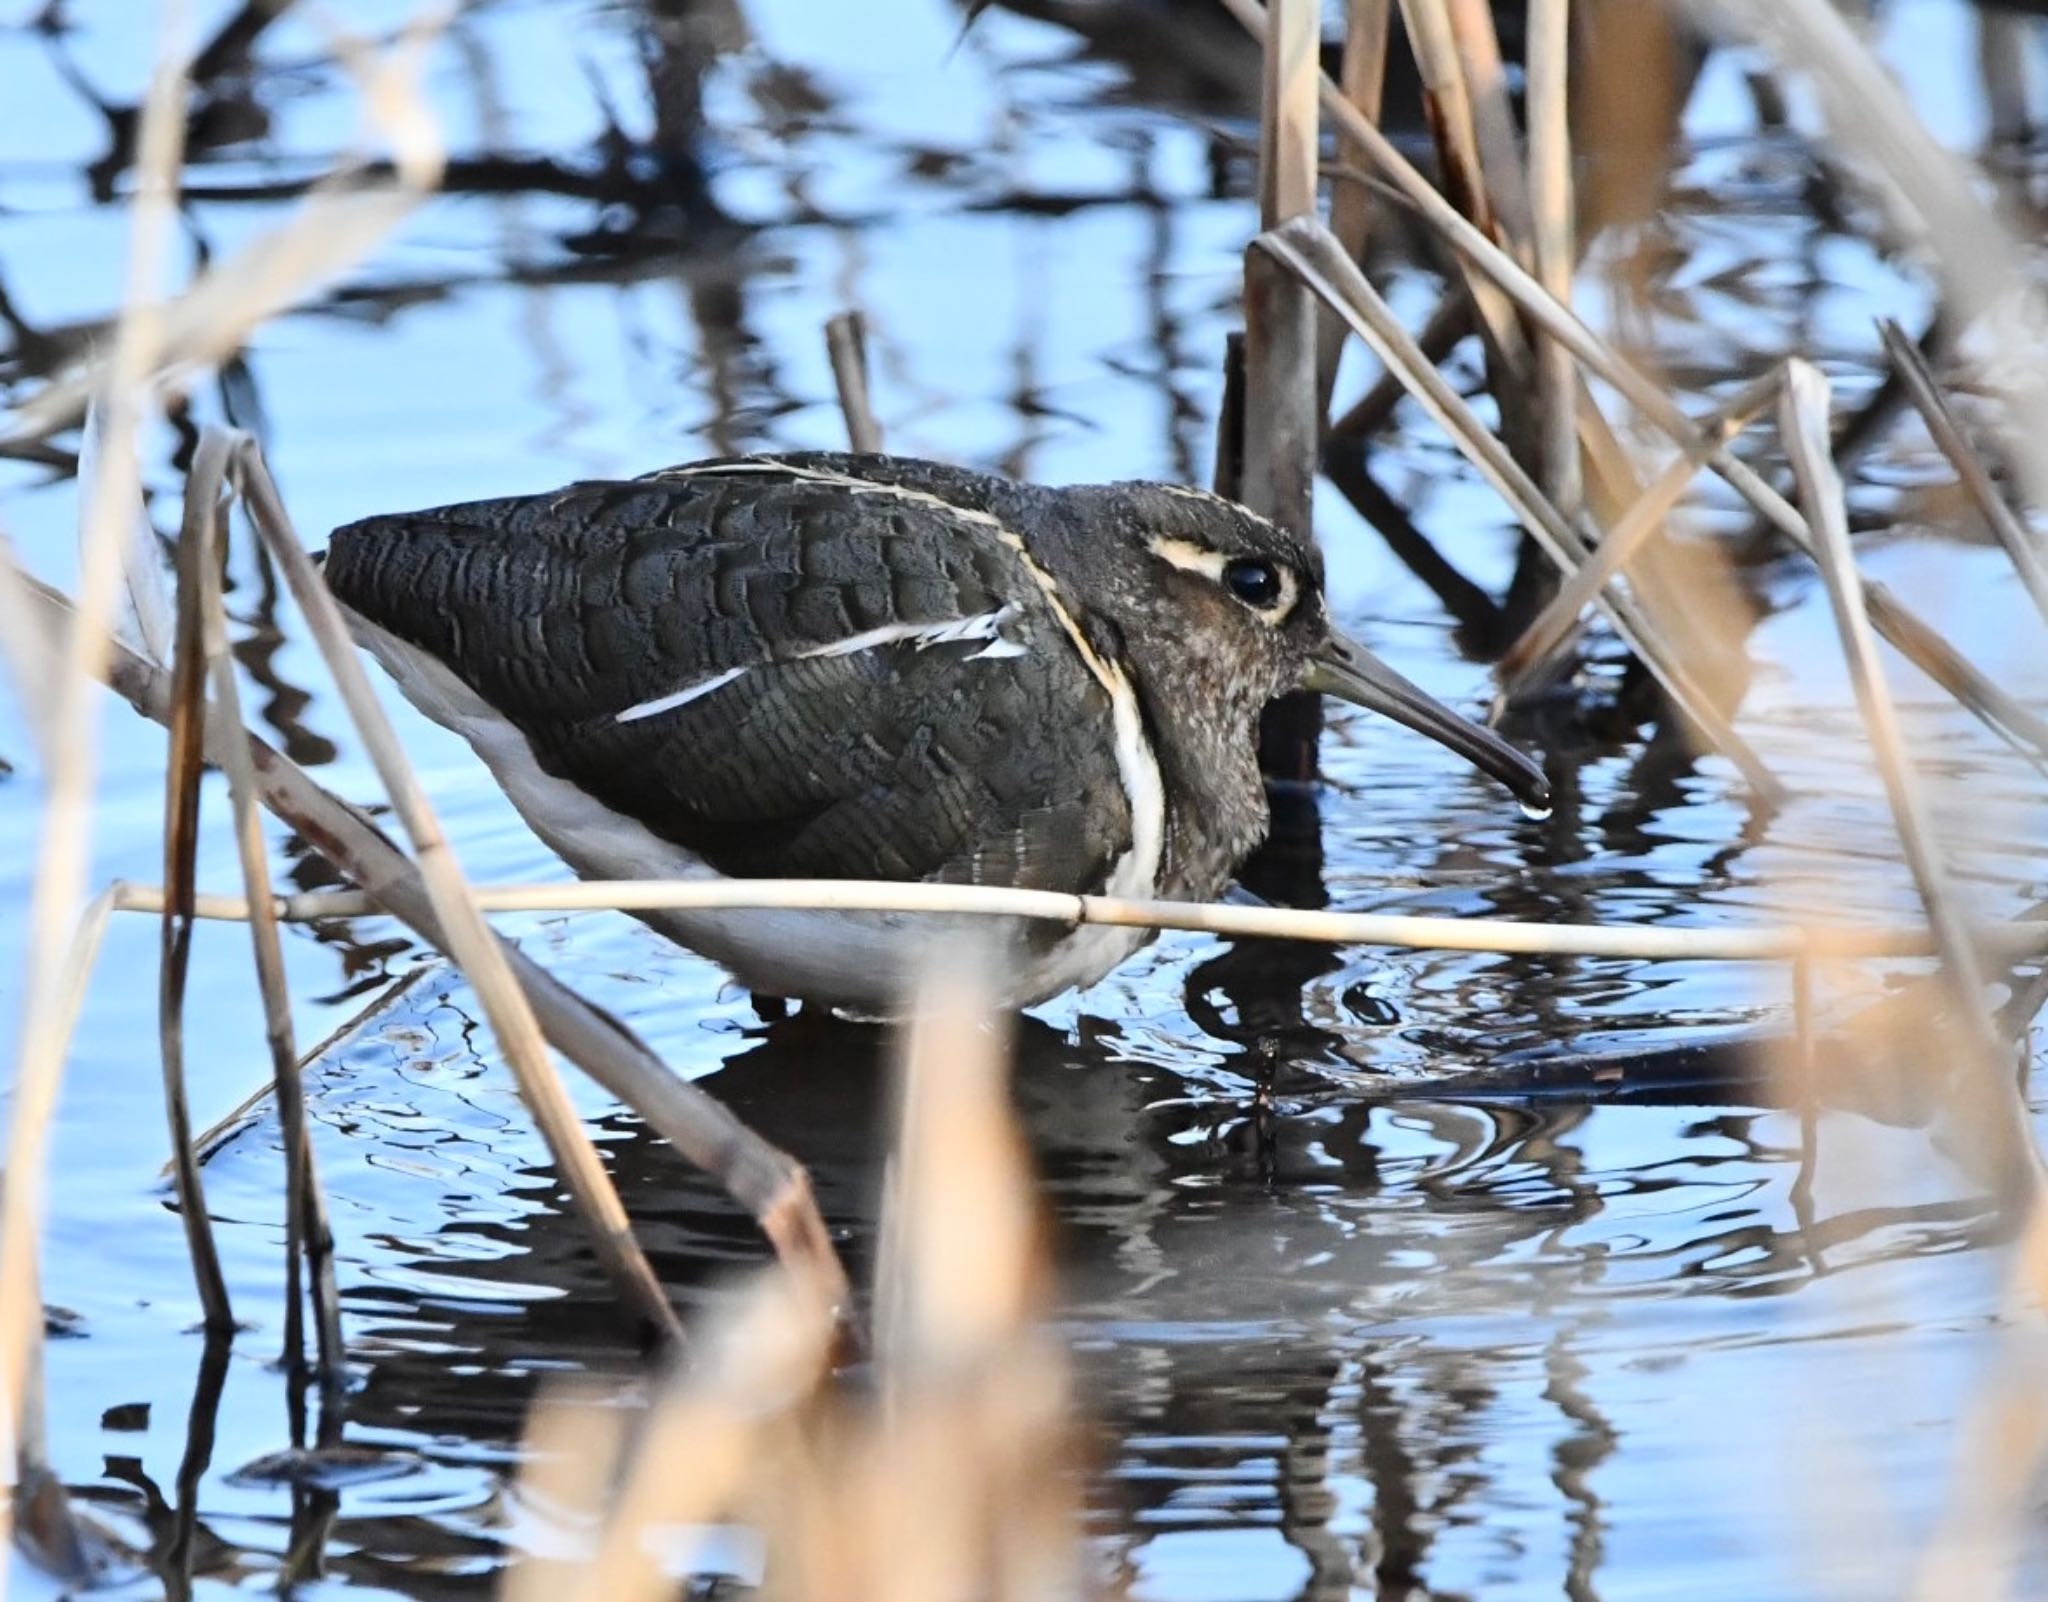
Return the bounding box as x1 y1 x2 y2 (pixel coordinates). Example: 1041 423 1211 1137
325 453 1547 1010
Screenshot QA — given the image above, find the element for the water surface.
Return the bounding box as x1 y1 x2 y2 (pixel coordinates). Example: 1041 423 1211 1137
3 1 2047 1596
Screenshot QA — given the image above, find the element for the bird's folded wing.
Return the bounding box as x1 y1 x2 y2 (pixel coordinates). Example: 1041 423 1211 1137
324 470 1134 890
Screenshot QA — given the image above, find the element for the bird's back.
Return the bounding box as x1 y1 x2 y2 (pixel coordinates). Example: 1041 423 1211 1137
324 455 1145 898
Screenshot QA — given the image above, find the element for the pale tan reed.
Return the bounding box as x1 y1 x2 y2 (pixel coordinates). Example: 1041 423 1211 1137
232 439 681 1342
1316 0 1392 413
1496 366 1787 694
1877 318 2048 629
186 434 345 1382
1241 0 1319 537
1526 0 1581 514
4 553 849 1319
1779 362 2033 1202
0 11 189 1587
157 430 235 1330
1220 0 2042 765
1252 215 1783 800
87 878 2048 966
501 956 1077 1602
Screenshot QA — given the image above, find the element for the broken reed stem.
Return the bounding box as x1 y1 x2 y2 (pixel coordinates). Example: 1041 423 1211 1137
0 23 190 1568
1526 0 1581 515
187 437 345 1393
824 311 883 454
1878 318 2048 629
1255 215 1784 802
1219 0 2047 762
93 878 2048 966
227 438 680 1345
1497 365 1786 693
1779 361 2038 1211
160 447 236 1331
7 558 849 1332
1316 0 1392 415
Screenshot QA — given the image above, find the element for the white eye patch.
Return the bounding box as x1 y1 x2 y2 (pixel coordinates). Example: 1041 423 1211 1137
1146 535 1299 620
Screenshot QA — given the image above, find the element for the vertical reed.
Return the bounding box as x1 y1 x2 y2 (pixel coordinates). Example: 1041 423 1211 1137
1244 0 1322 779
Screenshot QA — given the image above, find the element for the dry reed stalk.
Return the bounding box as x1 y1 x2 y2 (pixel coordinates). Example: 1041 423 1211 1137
503 961 1073 1602
504 1274 834 1602
98 877 2048 967
0 15 189 1584
1397 0 1491 226
1779 362 2036 1209
1242 0 1319 534
1877 318 2048 628
228 439 679 1344
1441 0 1533 250
824 311 883 454
0 888 117 1589
1227 0 2048 762
1526 0 1581 515
1393 0 1533 394
1496 365 1785 693
5 560 848 1326
876 953 1035 1368
4 13 449 448
79 397 174 669
1254 215 1784 800
1221 0 2019 595
185 435 345 1388
0 534 54 767
181 967 432 1169
1268 113 2048 760
1316 0 1393 413
1695 0 2048 515
1244 0 1322 780
158 443 236 1331
1325 283 1470 442
865 955 1076 1602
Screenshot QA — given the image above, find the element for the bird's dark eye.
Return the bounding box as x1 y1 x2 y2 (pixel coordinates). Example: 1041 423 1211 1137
1223 557 1284 609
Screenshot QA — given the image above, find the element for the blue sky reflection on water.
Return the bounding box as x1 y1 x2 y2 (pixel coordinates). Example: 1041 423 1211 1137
3 0 2048 1596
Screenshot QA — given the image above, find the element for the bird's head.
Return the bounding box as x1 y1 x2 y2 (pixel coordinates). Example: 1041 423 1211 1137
1046 481 1550 815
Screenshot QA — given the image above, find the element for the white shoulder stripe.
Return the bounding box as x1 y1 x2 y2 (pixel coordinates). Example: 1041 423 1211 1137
615 664 748 724
612 604 1029 724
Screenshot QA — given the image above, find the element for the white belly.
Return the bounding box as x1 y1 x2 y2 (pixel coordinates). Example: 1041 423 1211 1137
341 608 1154 1011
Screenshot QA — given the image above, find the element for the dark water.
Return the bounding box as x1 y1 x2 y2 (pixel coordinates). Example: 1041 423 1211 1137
4 0 2048 1596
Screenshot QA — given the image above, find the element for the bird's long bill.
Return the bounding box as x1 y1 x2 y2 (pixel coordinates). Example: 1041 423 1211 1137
1306 632 1551 814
